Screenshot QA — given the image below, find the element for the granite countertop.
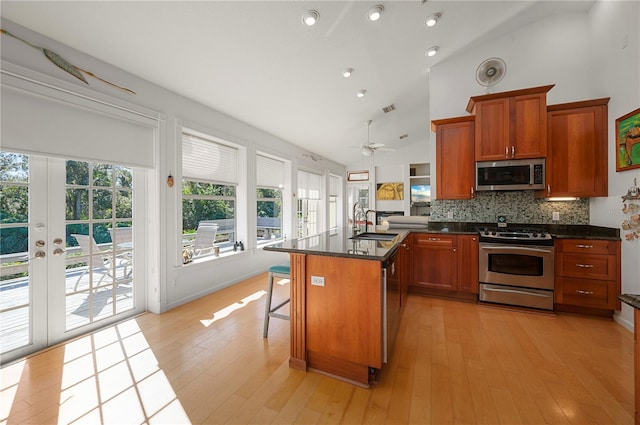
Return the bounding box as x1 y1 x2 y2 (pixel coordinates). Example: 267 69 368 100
619 294 640 310
264 222 620 261
391 221 620 240
264 227 409 262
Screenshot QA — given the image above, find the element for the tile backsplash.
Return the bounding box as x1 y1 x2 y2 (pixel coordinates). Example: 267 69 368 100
429 191 589 224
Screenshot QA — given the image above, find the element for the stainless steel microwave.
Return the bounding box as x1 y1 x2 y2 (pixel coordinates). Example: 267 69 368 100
476 158 545 191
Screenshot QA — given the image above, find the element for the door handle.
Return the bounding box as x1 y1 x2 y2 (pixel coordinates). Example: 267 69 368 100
30 251 46 260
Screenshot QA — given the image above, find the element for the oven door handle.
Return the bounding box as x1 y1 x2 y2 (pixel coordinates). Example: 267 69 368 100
481 245 553 254
482 287 552 298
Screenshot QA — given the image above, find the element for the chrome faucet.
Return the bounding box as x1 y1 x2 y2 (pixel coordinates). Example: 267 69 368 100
352 202 367 236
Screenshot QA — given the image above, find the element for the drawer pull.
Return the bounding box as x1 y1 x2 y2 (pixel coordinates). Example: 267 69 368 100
575 290 594 295
576 264 594 268
428 238 441 241
575 244 594 249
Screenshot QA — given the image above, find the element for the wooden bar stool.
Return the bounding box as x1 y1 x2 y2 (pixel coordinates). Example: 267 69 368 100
263 263 290 338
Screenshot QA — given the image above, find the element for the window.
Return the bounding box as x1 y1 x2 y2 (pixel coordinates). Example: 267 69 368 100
182 132 238 259
256 154 284 245
297 170 321 237
329 174 340 230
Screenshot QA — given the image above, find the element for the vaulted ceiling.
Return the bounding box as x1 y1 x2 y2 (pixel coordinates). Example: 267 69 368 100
1 1 595 165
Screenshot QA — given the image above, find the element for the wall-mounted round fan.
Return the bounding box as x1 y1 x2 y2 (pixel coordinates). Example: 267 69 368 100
475 57 506 92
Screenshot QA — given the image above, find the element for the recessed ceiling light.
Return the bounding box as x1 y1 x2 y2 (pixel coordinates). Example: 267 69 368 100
425 46 439 57
367 5 384 21
356 90 367 98
302 10 319 26
343 68 354 78
425 13 441 27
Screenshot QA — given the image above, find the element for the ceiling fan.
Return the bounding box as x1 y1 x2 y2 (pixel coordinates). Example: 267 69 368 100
356 120 395 157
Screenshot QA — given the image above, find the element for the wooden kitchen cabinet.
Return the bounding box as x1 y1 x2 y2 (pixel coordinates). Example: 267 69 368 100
554 238 621 314
467 85 553 161
543 98 609 198
457 235 479 294
410 233 458 292
397 234 411 309
432 116 475 200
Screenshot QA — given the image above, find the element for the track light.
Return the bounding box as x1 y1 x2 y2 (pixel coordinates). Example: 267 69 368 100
425 13 441 27
302 10 319 26
425 46 439 57
367 5 384 21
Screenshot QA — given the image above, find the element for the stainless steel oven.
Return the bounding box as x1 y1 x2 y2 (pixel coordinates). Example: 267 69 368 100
478 227 555 310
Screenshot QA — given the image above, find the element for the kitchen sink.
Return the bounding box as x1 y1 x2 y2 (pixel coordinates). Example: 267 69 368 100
349 232 398 241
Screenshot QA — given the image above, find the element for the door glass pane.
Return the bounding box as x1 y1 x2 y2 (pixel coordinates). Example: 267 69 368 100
0 153 30 353
65 162 134 331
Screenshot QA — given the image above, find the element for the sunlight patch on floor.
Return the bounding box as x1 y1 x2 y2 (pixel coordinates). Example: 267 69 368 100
200 290 267 327
54 319 189 424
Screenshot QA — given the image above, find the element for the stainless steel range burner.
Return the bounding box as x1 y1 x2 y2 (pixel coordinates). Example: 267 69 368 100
477 226 553 245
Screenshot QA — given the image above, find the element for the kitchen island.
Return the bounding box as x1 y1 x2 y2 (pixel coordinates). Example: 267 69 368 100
618 294 640 425
264 227 409 386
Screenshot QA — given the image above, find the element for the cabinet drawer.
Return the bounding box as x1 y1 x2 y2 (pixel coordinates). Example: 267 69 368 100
556 239 616 255
556 253 617 280
413 233 456 247
555 277 617 310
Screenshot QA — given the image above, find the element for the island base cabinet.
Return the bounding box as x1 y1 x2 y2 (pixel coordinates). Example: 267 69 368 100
304 255 383 386
636 309 640 425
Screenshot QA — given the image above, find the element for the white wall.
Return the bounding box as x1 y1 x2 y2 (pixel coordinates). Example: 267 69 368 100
0 18 345 313
588 0 640 329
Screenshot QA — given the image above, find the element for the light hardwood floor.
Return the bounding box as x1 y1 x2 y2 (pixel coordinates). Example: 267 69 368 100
1 273 634 424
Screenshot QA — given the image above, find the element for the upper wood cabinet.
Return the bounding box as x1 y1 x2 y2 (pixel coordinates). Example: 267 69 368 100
543 98 610 198
467 85 554 161
431 116 475 200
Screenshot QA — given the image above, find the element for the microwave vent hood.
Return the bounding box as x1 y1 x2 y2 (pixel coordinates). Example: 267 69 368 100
475 158 545 191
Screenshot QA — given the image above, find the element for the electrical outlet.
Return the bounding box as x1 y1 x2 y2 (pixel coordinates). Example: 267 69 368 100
311 276 325 287
447 211 454 219
552 211 560 221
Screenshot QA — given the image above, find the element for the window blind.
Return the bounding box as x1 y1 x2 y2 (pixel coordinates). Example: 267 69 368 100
256 154 284 188
297 170 321 200
330 175 340 197
182 133 238 184
1 81 157 168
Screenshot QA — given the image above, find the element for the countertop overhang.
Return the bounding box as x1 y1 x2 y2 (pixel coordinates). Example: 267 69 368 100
263 228 409 262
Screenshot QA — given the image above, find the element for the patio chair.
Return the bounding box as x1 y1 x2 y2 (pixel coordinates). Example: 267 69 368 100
192 223 219 256
71 234 129 291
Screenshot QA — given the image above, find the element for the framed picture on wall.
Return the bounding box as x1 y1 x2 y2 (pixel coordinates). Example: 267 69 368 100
616 107 640 172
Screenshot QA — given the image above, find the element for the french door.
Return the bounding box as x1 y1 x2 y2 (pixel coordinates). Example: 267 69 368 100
0 152 145 364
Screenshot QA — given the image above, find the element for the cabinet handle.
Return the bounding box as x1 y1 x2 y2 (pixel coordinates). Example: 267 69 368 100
576 264 594 268
547 185 551 195
511 146 515 157
576 290 594 295
575 244 594 249
428 238 441 241
453 248 456 252
505 146 509 158
470 186 474 197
